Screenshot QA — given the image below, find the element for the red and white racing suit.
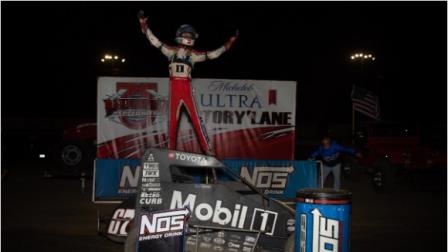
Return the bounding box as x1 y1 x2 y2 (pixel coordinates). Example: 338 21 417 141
142 26 235 154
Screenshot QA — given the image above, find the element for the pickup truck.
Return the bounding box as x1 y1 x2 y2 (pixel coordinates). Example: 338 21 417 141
354 122 446 190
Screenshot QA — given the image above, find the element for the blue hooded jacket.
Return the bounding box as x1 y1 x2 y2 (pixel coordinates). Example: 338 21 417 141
310 141 356 167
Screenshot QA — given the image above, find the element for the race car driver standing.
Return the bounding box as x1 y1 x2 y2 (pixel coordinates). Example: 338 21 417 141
138 11 238 156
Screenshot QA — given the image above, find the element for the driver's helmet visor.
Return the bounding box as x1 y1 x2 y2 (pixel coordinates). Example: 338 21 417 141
181 32 195 39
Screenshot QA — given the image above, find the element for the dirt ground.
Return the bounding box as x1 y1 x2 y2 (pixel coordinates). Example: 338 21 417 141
2 160 446 252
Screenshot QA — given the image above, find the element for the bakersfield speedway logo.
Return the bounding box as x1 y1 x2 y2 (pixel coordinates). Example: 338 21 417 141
103 82 165 129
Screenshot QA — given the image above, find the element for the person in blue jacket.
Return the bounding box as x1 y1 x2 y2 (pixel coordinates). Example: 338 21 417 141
310 136 361 189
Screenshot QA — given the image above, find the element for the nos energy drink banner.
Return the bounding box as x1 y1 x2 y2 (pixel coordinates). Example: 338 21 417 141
97 77 296 160
224 160 317 199
94 159 317 202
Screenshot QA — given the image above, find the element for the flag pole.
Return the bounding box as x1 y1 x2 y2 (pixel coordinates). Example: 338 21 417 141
351 84 356 144
352 104 355 144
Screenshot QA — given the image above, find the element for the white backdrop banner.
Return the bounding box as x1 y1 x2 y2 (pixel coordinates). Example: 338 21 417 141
97 77 297 160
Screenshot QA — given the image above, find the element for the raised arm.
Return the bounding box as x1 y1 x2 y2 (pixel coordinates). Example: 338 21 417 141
138 11 175 58
335 143 356 155
192 30 239 62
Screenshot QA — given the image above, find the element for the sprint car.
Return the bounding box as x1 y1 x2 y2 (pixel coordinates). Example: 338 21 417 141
98 148 296 251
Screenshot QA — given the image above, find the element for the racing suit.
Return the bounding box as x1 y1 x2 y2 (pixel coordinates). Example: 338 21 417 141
141 24 236 155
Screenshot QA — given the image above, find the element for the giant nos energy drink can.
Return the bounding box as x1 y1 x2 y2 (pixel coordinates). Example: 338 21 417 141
295 189 352 252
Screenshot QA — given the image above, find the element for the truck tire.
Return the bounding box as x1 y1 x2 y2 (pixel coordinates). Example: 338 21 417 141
284 232 295 252
59 141 91 171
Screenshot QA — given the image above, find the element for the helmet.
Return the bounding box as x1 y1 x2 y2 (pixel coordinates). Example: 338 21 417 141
175 24 198 46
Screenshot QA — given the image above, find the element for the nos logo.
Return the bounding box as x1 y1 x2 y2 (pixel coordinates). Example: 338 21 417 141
300 209 340 252
103 82 163 129
139 208 190 236
240 166 294 193
118 165 140 193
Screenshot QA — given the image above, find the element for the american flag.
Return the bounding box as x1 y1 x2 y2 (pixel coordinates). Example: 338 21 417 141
351 85 381 120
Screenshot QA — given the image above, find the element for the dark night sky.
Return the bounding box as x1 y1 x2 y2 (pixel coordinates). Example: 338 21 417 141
2 2 447 126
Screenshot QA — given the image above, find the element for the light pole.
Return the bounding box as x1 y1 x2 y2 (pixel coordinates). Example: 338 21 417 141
350 53 375 84
100 53 126 75
349 52 376 143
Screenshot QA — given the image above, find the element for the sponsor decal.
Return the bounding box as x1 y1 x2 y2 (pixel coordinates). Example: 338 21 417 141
300 214 307 252
199 242 212 249
119 165 140 194
107 208 135 236
187 236 197 246
147 153 155 162
139 208 190 241
170 191 248 229
169 152 207 165
207 80 254 93
287 218 296 232
243 246 252 252
245 236 256 243
103 82 162 130
230 234 242 240
202 236 212 243
139 192 162 205
140 162 162 205
227 241 241 249
213 245 224 251
240 166 294 194
213 237 226 245
243 241 255 247
250 208 278 236
311 208 340 252
143 169 159 178
170 190 279 235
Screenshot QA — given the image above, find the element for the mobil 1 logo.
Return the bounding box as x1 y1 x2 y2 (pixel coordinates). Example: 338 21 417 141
170 190 279 235
250 208 278 236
